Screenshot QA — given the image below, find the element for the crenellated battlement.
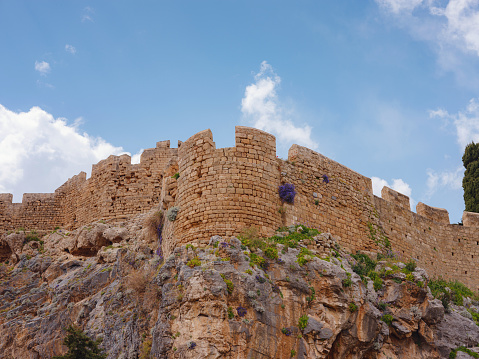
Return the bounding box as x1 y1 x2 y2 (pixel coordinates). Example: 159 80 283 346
1 126 479 288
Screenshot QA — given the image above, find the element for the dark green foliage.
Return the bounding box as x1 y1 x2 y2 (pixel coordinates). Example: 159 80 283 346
381 314 393 326
227 306 234 319
348 302 358 312
52 325 106 359
428 278 479 308
350 252 377 280
405 260 417 273
463 142 479 213
469 309 479 326
449 346 479 358
264 247 278 260
342 273 352 288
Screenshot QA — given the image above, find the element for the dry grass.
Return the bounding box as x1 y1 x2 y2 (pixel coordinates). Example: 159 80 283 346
143 209 163 241
125 267 155 294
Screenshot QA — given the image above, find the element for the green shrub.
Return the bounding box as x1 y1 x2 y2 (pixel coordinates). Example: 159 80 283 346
222 277 234 294
291 349 297 357
381 314 393 326
405 260 417 273
449 346 479 358
227 306 234 319
172 172 180 179
298 315 309 330
428 278 479 306
297 247 314 266
52 325 106 359
342 273 352 288
378 302 387 310
349 302 358 313
186 257 201 268
469 309 479 326
373 277 383 291
350 252 377 280
245 269 253 275
249 253 266 268
264 247 278 260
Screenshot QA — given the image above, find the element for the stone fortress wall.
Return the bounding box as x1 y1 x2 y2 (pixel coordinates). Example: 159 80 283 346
2 126 479 289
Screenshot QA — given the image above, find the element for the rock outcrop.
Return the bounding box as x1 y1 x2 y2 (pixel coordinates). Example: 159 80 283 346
1 211 479 358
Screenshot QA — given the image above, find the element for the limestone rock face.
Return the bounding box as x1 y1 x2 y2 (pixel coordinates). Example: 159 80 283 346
0 213 479 358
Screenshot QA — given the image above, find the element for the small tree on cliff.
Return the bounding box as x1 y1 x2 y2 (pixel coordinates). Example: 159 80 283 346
463 142 479 213
52 325 107 359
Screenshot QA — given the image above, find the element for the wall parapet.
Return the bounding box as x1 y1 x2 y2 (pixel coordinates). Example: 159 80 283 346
463 211 479 227
381 187 410 210
416 202 450 225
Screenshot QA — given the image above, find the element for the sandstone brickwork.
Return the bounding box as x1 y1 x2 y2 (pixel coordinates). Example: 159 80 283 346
1 126 479 289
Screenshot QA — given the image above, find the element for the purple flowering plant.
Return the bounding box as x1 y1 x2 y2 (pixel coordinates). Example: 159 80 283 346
278 183 296 204
237 306 247 317
322 175 329 184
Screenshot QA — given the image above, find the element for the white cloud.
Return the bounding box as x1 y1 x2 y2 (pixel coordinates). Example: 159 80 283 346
0 104 125 201
372 176 413 197
375 0 479 77
131 149 143 164
372 176 414 208
430 98 479 148
241 61 318 149
34 61 50 75
65 44 76 54
82 6 94 22
426 166 464 197
437 0 479 56
376 0 424 14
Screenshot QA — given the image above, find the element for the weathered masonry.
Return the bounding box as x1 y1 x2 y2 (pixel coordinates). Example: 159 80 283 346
1 126 479 289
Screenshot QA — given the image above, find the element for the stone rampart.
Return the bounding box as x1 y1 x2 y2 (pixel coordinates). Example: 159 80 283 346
0 141 179 232
1 126 479 289
173 127 281 247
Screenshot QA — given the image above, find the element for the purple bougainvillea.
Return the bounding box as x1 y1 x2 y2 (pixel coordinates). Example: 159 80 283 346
220 242 229 249
322 175 329 184
188 341 196 350
281 327 292 336
279 183 296 204
237 306 247 317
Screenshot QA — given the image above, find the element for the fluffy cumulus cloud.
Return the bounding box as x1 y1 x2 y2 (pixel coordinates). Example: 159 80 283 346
241 61 318 149
371 176 415 209
34 61 50 75
426 167 464 197
65 44 76 54
430 98 479 149
0 104 125 201
372 176 413 198
375 0 479 58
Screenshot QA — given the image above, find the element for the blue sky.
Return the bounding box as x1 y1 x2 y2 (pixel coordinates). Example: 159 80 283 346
1 0 479 223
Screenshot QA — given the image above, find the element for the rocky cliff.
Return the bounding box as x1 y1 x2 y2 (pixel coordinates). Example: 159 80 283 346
1 209 479 358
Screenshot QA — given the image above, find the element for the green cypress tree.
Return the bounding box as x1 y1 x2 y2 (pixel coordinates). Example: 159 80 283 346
463 142 479 213
52 325 107 359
